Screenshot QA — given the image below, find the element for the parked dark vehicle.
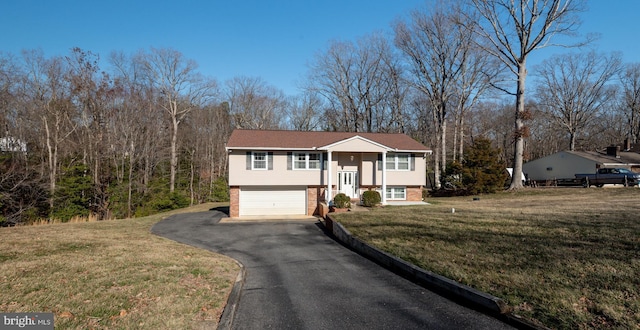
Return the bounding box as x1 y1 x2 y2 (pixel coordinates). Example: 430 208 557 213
575 168 640 187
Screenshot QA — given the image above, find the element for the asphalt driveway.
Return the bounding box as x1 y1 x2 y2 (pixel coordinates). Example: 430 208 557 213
152 210 514 330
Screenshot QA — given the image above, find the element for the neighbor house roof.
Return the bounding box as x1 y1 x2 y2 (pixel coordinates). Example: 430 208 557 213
226 130 431 152
567 150 640 166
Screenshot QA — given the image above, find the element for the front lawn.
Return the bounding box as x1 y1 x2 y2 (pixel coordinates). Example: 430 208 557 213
332 188 640 329
0 203 239 329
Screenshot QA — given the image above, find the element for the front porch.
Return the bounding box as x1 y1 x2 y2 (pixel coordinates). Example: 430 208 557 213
314 134 428 208
324 150 393 204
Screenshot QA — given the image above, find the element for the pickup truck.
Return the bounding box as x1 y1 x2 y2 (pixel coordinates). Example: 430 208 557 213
575 168 640 187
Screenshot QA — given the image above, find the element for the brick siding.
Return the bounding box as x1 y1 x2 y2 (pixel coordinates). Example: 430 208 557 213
229 186 239 218
307 187 317 216
406 186 423 201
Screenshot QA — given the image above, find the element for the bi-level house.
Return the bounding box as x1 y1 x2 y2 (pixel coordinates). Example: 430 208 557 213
226 130 432 218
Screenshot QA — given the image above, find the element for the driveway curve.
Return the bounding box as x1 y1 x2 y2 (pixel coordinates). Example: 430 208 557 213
152 211 514 330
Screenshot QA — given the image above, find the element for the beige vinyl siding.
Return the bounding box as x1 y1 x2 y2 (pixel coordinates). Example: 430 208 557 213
335 153 360 171
229 150 427 188
229 151 326 186
325 138 388 153
360 153 377 186
378 154 427 186
385 170 425 186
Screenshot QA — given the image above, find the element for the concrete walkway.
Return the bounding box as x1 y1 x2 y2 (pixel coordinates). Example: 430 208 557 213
152 211 515 330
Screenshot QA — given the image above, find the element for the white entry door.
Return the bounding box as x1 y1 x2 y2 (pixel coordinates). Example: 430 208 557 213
338 171 358 198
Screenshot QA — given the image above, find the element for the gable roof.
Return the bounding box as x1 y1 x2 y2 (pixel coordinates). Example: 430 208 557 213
226 129 431 152
566 150 640 166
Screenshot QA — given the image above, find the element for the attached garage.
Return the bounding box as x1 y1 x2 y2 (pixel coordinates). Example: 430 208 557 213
239 186 307 216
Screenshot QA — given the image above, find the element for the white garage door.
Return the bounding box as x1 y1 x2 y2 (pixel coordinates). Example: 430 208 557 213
239 186 307 216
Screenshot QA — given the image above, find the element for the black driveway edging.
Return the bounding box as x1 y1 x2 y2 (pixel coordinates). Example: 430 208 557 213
217 259 246 330
323 215 548 330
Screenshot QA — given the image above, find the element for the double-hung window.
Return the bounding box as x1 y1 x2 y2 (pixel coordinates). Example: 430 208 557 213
252 152 267 170
386 153 410 171
386 187 406 200
308 153 320 169
293 152 321 170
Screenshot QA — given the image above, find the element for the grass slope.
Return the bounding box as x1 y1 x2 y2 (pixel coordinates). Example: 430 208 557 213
0 203 239 329
333 188 640 329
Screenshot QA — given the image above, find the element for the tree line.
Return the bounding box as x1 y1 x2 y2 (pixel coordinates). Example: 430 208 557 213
2 0 639 224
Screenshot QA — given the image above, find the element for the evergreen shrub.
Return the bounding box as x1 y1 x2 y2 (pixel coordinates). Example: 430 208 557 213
333 193 351 208
437 137 507 196
211 177 230 202
361 190 381 207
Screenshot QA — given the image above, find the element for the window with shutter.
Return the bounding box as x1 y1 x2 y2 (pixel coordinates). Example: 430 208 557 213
252 152 267 170
292 152 321 170
386 153 411 171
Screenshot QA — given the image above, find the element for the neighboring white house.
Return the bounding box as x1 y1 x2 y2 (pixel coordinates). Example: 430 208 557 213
523 149 640 182
226 130 432 218
0 137 27 153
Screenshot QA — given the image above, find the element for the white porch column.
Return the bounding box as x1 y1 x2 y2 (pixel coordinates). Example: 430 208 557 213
326 151 332 201
381 151 387 205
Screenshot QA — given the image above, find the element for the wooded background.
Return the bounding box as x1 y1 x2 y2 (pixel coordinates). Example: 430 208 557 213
2 0 638 224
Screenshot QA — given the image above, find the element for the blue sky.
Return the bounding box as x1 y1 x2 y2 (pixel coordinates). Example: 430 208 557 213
1 1 638 96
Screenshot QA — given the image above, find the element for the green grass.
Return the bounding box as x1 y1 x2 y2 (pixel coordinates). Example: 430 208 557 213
332 188 640 329
0 203 239 329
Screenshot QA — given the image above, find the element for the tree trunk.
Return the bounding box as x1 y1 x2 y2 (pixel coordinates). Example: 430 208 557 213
43 116 57 209
569 131 576 151
509 62 526 189
440 120 447 174
433 123 442 189
209 154 216 197
458 116 464 162
127 143 134 218
170 114 179 193
453 118 459 162
189 149 195 206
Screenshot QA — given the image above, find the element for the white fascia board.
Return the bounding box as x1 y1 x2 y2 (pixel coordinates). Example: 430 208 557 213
393 149 433 154
602 162 640 167
318 135 392 151
227 147 318 151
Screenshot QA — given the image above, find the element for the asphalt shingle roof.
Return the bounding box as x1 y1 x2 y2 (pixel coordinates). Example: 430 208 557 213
567 150 640 165
226 129 430 152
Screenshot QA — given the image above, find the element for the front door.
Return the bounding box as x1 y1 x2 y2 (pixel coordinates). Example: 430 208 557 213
338 171 358 199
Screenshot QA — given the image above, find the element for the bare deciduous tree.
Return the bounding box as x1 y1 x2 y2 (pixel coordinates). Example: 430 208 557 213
286 92 323 131
394 3 482 188
182 102 230 205
469 0 588 189
22 50 77 208
226 76 285 130
535 51 621 151
451 43 500 162
66 48 120 218
1 47 237 222
139 47 217 193
308 33 395 132
109 51 164 216
377 47 412 134
0 53 19 137
618 63 640 144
